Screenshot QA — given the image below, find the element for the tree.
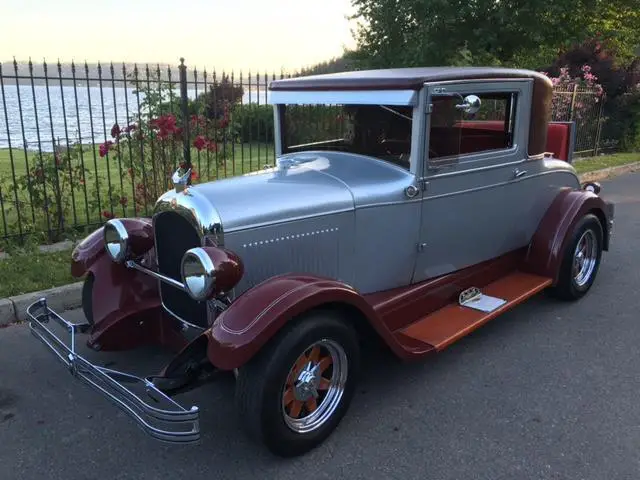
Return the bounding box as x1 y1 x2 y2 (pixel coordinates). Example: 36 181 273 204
349 0 640 70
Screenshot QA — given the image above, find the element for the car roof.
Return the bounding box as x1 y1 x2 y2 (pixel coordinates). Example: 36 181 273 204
269 66 552 91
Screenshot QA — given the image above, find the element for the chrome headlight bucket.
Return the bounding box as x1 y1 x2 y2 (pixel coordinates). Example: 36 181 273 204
104 219 129 263
181 247 216 301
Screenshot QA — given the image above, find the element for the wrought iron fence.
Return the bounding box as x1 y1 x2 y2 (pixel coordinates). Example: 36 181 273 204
0 58 609 244
550 84 605 155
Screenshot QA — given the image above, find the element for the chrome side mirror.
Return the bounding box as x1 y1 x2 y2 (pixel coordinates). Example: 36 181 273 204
455 95 482 115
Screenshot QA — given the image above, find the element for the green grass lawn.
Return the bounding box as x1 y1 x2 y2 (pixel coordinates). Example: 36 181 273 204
0 248 75 298
0 142 275 243
572 152 640 174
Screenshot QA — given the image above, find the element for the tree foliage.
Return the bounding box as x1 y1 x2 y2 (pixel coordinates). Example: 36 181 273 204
349 0 640 70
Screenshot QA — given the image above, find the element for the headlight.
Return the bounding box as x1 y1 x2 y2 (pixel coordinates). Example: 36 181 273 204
181 248 217 301
104 219 129 263
582 181 601 194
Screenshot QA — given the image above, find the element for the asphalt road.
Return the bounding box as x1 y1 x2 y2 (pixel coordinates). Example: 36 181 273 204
1 172 640 480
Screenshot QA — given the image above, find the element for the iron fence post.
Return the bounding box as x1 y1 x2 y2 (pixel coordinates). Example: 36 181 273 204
569 84 578 122
594 93 606 156
179 58 191 174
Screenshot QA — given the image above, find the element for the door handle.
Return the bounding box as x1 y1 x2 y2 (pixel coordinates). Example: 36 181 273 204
513 168 527 179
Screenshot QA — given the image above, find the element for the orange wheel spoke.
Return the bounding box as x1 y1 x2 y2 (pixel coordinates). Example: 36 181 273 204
308 346 321 363
287 355 308 385
317 356 333 374
318 377 331 390
306 397 318 413
283 388 295 406
289 400 303 418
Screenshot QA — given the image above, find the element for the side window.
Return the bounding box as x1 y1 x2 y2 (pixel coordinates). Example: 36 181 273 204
428 92 517 162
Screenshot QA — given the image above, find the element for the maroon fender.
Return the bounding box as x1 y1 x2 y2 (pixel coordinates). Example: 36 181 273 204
523 187 612 283
71 217 153 277
205 273 404 370
82 253 188 352
72 218 185 353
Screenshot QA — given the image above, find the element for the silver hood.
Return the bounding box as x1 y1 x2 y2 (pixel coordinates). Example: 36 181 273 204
185 154 355 233
154 151 414 240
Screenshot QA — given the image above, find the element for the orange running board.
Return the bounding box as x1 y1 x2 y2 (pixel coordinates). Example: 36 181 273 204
398 271 552 351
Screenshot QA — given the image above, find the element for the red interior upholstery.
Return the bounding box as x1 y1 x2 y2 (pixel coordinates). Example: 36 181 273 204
431 121 509 157
428 120 573 162
545 123 571 161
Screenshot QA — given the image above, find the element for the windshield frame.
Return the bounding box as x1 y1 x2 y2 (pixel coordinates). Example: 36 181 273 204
270 88 425 175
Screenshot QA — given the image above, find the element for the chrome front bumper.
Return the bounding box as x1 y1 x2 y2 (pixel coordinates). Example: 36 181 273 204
27 297 200 444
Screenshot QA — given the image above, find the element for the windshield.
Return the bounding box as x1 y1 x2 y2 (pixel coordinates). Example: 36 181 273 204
280 104 413 170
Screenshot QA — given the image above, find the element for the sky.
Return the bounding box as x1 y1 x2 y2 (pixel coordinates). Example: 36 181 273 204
1 0 358 72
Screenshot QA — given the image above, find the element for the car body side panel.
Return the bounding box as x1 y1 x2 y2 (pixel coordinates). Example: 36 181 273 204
352 201 421 291
416 159 580 280
523 187 612 283
205 273 407 370
223 212 356 296
415 79 581 281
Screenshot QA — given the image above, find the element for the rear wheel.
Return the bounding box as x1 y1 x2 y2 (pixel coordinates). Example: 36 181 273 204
551 213 603 300
235 311 360 457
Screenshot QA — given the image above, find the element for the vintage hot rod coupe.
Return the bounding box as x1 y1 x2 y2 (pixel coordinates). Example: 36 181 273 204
28 67 614 457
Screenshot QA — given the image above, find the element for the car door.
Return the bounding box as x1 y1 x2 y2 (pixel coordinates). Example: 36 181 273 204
412 79 537 283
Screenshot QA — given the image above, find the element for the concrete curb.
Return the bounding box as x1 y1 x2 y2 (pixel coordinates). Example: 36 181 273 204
0 282 83 327
0 161 638 328
578 161 640 183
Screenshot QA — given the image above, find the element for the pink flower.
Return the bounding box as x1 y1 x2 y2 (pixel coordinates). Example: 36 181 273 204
99 141 114 157
110 124 121 138
193 135 207 151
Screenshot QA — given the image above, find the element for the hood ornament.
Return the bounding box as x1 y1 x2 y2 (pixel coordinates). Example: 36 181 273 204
172 166 192 193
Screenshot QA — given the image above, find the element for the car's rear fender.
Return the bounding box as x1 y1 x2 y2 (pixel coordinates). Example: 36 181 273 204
205 273 404 370
524 187 613 284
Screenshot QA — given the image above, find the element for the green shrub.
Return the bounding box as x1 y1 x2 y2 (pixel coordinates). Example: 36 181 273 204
234 104 274 143
601 87 640 151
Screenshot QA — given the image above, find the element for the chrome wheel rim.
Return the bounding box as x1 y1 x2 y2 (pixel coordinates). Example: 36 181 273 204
282 339 348 434
573 229 598 287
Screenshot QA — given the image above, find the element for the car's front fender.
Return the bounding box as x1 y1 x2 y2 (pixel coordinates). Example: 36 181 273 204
205 273 403 370
72 218 185 353
71 217 154 277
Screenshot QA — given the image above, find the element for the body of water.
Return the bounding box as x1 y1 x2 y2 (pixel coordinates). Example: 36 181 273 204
0 85 271 151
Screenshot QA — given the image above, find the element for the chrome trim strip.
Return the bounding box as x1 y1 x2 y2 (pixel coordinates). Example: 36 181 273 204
26 298 200 444
268 89 419 106
152 190 222 328
423 78 532 87
421 169 578 201
125 260 186 291
154 188 224 246
224 207 354 234
160 301 207 332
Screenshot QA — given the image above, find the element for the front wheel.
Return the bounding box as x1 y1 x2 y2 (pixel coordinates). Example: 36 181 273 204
550 213 603 300
235 311 360 457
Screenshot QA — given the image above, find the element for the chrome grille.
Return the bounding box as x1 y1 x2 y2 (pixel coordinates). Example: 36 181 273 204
153 211 208 328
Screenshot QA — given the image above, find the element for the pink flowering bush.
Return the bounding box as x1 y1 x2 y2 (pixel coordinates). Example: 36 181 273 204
543 65 605 122
96 76 233 218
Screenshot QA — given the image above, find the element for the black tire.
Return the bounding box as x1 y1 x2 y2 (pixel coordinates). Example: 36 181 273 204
550 213 603 301
81 273 94 325
235 310 360 457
